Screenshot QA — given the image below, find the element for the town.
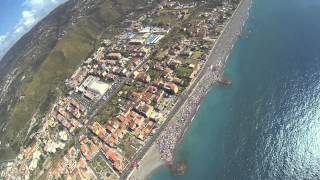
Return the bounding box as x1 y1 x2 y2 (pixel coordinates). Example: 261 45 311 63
0 0 239 179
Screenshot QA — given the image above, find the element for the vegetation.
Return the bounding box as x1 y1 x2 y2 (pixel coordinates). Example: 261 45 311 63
149 69 162 81
176 66 193 78
119 133 140 159
191 50 204 60
0 0 148 159
91 155 117 179
95 95 121 124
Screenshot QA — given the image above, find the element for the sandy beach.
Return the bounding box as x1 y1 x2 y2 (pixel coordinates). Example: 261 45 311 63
127 144 165 180
126 0 252 179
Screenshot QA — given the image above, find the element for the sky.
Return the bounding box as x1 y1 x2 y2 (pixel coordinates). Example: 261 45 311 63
0 0 68 60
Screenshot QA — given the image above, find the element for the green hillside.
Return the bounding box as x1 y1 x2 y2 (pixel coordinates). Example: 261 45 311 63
0 0 150 160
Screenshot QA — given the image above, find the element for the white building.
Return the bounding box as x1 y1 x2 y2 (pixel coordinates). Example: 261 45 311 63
79 75 111 97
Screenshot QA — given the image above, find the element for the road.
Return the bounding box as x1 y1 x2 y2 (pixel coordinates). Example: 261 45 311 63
68 0 251 178
121 0 252 178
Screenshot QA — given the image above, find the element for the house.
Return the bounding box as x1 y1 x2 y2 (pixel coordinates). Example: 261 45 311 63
129 91 143 102
106 73 117 81
154 62 164 71
112 128 125 140
147 85 158 94
162 67 173 78
173 76 184 86
106 119 120 133
142 92 154 104
133 128 145 140
80 140 98 161
102 147 125 171
154 80 179 94
106 53 122 60
127 110 145 130
133 71 151 83
69 98 85 112
105 135 117 147
68 67 88 88
153 90 164 104
135 101 154 118
180 50 193 57
143 121 155 136
55 114 74 133
89 122 108 143
169 59 182 69
131 58 141 67
164 82 179 94
117 114 131 127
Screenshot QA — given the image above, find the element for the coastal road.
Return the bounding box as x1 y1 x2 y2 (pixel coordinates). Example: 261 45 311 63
123 0 252 179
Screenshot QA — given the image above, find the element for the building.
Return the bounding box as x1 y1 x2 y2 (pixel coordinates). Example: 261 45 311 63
135 101 154 118
87 80 110 95
106 53 122 60
146 34 164 45
68 67 88 88
89 122 108 141
164 82 179 94
133 71 151 83
102 147 125 171
79 75 111 96
129 38 145 45
173 76 184 86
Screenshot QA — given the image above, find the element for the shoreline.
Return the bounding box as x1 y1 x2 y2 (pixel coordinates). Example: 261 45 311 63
159 0 253 162
127 144 166 180
128 0 252 179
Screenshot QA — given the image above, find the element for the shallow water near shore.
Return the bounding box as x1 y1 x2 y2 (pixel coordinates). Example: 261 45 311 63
151 0 320 179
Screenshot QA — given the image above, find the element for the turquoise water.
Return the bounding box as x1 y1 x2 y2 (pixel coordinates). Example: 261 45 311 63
151 0 320 179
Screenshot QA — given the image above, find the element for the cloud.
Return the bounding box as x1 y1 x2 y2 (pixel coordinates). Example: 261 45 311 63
18 0 67 29
0 35 6 43
22 11 36 27
14 26 25 34
0 0 67 60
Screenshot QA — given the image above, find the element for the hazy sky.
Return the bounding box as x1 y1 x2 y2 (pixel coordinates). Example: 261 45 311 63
0 0 67 60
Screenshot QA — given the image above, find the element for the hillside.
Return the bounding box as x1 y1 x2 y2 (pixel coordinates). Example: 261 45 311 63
0 0 151 160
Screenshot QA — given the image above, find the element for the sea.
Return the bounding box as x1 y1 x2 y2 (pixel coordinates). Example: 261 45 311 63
151 0 320 179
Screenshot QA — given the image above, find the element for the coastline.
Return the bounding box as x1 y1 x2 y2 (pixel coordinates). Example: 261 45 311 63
128 0 252 179
127 144 165 180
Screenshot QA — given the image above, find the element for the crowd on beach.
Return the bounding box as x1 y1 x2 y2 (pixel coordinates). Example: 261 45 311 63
157 0 252 163
157 70 218 162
